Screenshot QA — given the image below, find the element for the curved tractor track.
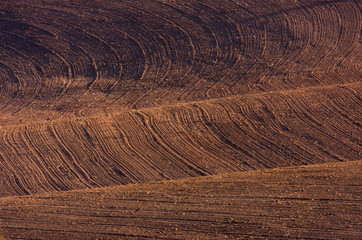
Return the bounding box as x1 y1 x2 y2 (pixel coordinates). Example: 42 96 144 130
0 82 360 197
0 0 360 195
0 0 361 237
0 0 360 124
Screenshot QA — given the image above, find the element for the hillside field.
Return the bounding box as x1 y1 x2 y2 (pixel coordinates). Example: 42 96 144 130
0 0 361 239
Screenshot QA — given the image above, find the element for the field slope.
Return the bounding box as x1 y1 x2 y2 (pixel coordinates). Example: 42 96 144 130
0 160 361 239
0 82 360 197
0 0 361 238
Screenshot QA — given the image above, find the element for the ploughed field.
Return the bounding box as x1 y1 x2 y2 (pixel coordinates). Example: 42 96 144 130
0 0 361 239
1 161 361 239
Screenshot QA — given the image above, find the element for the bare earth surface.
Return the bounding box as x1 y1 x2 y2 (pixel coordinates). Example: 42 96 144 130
0 0 361 239
0 160 361 239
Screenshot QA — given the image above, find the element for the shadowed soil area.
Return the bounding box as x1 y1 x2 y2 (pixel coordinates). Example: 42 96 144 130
0 0 360 238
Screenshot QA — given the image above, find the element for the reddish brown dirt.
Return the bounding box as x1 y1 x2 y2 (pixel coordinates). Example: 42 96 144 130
0 82 360 197
0 0 360 124
0 0 361 238
0 160 361 239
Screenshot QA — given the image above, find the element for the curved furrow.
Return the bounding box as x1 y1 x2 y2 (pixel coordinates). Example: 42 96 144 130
282 93 356 161
311 0 360 72
131 111 210 178
130 2 199 101
75 118 152 184
0 16 79 106
26 12 118 91
253 0 361 92
19 125 70 192
0 125 54 196
246 94 344 163
0 1 360 238
235 96 330 165
48 121 96 189
91 1 194 109
0 18 72 80
17 2 120 79
0 0 360 200
202 1 266 98
0 132 30 196
273 92 360 160
0 44 41 112
212 93 322 167
190 103 268 168
167 104 250 172
0 60 21 111
146 107 243 173
327 86 362 125
63 119 124 186
199 99 313 169
267 90 360 158
115 112 190 181
142 110 220 175
85 1 195 107
125 1 230 107
312 0 361 84
0 0 360 125
0 2 123 116
91 119 156 183
215 98 316 167
111 113 165 183
0 83 360 197
54 118 150 188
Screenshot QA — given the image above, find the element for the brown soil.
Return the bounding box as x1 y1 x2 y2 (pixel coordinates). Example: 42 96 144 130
0 0 360 125
0 160 361 239
0 0 361 239
0 82 360 197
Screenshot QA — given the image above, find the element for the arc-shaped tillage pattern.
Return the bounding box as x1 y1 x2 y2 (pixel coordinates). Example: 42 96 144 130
0 83 360 197
0 0 360 124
